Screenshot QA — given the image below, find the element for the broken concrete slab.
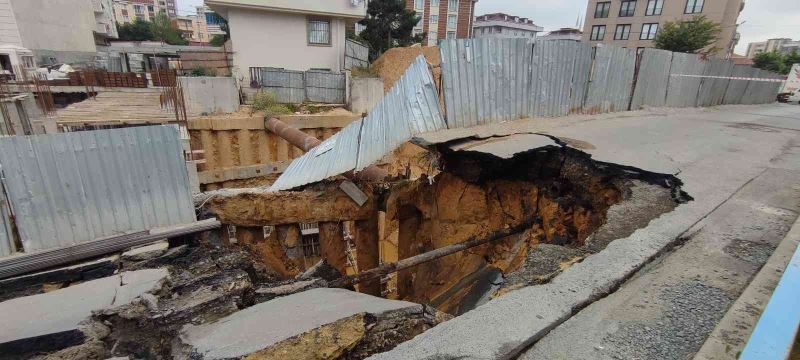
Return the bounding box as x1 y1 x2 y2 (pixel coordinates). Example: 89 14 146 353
0 255 119 302
174 288 423 359
121 240 169 262
0 269 168 356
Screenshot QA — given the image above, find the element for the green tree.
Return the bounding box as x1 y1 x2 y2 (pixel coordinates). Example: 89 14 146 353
358 0 426 60
209 17 230 46
753 50 800 75
654 15 721 55
150 12 188 45
117 20 154 41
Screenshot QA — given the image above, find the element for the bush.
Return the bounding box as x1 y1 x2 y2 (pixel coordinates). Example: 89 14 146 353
190 66 217 77
251 91 295 116
350 66 378 77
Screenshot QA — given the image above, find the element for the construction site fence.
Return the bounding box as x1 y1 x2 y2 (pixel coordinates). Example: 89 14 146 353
440 38 783 127
250 68 347 104
345 39 370 70
0 125 196 257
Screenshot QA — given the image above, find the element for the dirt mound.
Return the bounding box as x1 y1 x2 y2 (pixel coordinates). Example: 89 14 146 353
372 46 441 93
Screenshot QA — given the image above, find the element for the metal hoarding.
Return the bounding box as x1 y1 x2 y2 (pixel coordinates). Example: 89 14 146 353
0 126 196 253
584 46 637 114
665 52 707 108
697 58 734 107
631 49 674 109
723 65 756 105
305 71 346 104
529 40 593 117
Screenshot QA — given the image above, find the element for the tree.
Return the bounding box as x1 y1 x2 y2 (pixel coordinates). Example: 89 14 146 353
117 20 154 41
753 50 800 75
150 12 188 45
210 35 226 47
358 0 426 60
654 15 721 55
209 17 230 47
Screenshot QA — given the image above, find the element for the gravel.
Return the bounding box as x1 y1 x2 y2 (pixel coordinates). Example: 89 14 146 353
602 282 734 360
723 239 775 265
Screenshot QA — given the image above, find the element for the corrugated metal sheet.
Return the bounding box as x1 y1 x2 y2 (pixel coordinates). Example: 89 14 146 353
306 71 346 104
630 48 673 109
0 126 196 253
345 39 369 70
665 52 707 108
441 37 534 128
584 46 636 114
0 183 15 257
529 40 593 117
261 68 306 104
723 65 755 105
270 56 445 191
697 58 734 107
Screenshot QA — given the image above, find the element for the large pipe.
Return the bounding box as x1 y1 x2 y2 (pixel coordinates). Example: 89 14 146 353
265 117 388 182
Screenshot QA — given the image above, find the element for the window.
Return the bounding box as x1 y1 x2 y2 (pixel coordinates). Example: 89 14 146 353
147 5 154 11
431 0 439 6
619 1 636 17
640 23 658 40
646 0 664 15
308 18 331 45
594 2 611 18
415 0 423 10
590 25 606 41
447 31 456 39
448 0 458 11
431 15 439 24
685 0 704 13
614 24 631 40
447 14 457 28
21 56 35 69
134 5 144 14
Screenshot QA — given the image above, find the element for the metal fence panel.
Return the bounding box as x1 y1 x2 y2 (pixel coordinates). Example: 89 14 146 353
529 40 593 117
270 56 445 191
441 38 534 128
345 39 370 70
666 52 707 108
261 68 306 104
0 126 195 253
631 49 674 109
306 71 346 104
697 58 734 107
584 46 637 114
722 65 755 105
0 184 14 257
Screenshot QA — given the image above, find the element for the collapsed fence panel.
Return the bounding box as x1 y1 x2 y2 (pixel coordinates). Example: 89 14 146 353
666 52 708 108
441 38 533 128
697 58 735 107
270 56 445 191
743 70 782 105
631 49 674 109
305 71 347 104
529 40 592 117
0 126 196 253
723 65 756 105
261 68 306 104
584 46 636 114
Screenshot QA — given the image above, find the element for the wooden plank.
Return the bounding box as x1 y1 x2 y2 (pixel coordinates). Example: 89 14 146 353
197 162 289 184
187 114 359 131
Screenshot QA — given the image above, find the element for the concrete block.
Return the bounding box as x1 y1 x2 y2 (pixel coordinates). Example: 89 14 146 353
179 77 239 115
175 288 422 359
350 77 384 115
122 241 169 261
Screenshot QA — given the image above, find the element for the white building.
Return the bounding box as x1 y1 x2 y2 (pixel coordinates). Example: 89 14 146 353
206 0 367 83
539 28 583 42
0 0 112 67
473 13 543 39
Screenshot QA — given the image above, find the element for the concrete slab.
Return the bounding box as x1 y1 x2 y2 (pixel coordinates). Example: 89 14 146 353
122 241 169 261
369 104 800 360
0 269 168 353
177 288 422 359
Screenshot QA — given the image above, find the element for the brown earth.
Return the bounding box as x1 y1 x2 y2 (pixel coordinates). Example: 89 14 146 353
371 46 441 93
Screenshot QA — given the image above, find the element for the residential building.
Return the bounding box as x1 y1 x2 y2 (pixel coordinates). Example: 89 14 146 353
473 13 543 39
746 38 799 58
407 0 478 46
173 14 211 44
540 27 584 41
730 53 753 65
93 0 119 43
206 0 367 82
199 6 227 37
582 0 745 56
112 0 176 25
0 0 109 66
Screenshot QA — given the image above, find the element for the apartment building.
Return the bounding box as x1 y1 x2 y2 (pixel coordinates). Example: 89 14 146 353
582 0 744 56
540 28 584 41
112 0 176 24
199 6 227 37
746 38 799 58
407 0 478 46
473 13 543 39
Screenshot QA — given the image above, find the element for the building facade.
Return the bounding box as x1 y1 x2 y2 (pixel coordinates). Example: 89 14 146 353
199 6 227 37
473 13 543 39
746 38 799 58
0 0 111 66
206 0 367 82
112 0 176 24
407 0 478 46
582 0 744 56
540 28 584 41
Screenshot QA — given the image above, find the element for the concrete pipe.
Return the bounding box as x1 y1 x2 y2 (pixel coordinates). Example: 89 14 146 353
265 117 388 182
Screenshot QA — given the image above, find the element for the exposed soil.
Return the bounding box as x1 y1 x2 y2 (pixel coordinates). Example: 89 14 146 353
371 46 441 93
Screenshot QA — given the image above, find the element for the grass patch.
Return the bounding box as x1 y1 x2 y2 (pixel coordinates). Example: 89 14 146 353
351 66 378 77
251 91 296 116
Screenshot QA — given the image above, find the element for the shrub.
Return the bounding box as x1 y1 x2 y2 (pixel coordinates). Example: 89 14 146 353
251 91 295 116
190 66 217 77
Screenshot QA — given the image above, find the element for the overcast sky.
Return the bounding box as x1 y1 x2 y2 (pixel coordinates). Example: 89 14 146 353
178 0 800 54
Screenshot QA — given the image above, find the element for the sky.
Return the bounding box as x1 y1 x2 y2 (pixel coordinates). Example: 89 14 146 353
177 0 800 54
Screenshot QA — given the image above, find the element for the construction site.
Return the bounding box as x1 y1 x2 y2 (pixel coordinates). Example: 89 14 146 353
0 38 799 360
